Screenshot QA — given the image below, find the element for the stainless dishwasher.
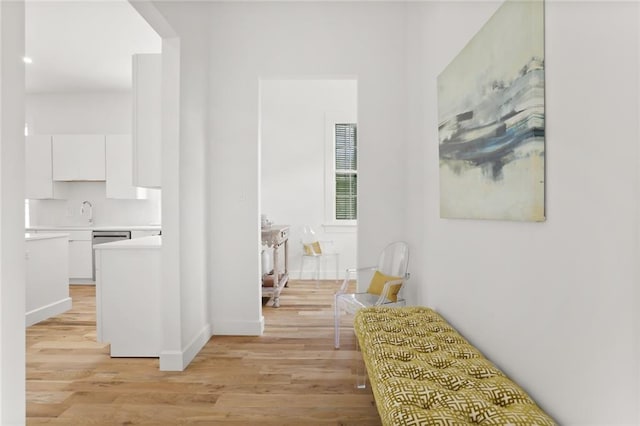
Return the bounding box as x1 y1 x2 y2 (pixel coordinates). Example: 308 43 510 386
92 230 131 280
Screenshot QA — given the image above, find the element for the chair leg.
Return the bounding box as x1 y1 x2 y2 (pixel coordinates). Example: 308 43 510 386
299 256 304 280
314 257 320 287
334 294 341 349
355 334 367 389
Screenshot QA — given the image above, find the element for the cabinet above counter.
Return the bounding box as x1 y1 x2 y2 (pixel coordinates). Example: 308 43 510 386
132 53 161 189
25 134 156 200
52 134 105 181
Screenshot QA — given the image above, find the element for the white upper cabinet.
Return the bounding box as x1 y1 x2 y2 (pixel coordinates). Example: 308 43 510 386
52 134 106 181
25 135 54 199
132 53 161 189
106 135 147 199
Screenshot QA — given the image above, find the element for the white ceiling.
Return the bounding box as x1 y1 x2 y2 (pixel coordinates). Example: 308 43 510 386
26 1 161 93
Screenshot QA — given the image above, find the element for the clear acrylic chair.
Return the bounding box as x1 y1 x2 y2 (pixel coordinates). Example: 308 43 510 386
334 241 409 349
299 226 339 282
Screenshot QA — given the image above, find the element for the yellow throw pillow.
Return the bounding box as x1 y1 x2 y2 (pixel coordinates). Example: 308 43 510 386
367 271 403 302
303 241 322 255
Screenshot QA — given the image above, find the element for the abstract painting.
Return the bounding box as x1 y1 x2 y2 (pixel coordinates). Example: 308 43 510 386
438 0 545 221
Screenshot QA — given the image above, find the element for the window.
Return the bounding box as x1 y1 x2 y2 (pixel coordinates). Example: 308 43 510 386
324 114 357 230
334 123 357 221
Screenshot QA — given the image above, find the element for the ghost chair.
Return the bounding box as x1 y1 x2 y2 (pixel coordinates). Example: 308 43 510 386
334 241 410 349
299 225 340 283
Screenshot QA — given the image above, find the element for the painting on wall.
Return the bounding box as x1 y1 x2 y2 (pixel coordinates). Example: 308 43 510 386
438 0 545 221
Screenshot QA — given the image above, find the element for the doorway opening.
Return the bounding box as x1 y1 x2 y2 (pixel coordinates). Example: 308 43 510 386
24 0 172 419
258 78 358 326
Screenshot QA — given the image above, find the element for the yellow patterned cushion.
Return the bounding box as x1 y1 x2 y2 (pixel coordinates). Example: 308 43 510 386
303 241 322 255
367 271 403 302
354 307 556 426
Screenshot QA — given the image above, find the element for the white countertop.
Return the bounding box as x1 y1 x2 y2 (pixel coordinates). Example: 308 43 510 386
27 225 161 232
94 235 161 250
25 232 69 241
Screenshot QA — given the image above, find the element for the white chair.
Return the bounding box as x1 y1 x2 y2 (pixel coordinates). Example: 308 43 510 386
299 226 339 282
334 241 410 349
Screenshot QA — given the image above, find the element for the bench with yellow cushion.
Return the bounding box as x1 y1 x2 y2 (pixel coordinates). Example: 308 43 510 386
354 306 555 425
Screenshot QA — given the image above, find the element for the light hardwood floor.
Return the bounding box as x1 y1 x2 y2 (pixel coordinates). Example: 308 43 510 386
26 280 380 425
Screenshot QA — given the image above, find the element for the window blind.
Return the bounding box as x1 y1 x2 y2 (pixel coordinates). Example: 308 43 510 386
335 123 357 220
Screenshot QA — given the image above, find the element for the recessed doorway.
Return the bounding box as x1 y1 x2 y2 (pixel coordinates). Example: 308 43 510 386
259 78 358 321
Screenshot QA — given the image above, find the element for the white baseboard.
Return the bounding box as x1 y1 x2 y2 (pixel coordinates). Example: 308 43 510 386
211 316 264 336
159 323 211 371
183 324 211 367
26 297 72 327
69 279 94 285
159 350 183 371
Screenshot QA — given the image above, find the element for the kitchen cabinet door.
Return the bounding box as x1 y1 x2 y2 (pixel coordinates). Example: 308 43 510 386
106 135 147 199
69 239 92 281
67 231 93 284
25 135 54 199
27 230 93 282
132 54 161 189
52 134 105 181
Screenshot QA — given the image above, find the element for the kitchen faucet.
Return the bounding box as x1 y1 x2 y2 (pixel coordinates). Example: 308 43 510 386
81 201 93 225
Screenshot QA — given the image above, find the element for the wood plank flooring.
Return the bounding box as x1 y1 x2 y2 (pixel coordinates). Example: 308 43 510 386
26 280 380 425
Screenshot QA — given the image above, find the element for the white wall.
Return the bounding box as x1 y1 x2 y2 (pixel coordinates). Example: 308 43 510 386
144 1 211 370
0 1 25 423
207 2 408 335
25 92 161 227
128 2 640 422
26 92 132 135
260 79 357 280
406 1 640 423
29 183 161 227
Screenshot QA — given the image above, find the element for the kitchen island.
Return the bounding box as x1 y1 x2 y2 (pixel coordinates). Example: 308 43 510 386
26 225 162 284
94 235 161 357
25 233 71 326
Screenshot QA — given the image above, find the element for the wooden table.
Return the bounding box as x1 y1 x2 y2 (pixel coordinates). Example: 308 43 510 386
261 225 289 308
